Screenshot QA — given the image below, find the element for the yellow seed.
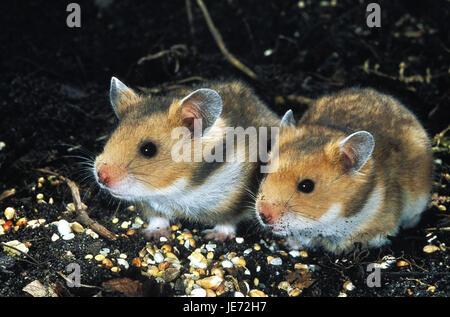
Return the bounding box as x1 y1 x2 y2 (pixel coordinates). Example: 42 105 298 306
253 277 259 286
112 218 119 224
253 244 261 251
161 244 172 253
95 254 105 262
111 267 120 273
207 252 214 260
437 205 446 211
299 251 308 258
249 289 266 297
36 193 44 200
289 288 302 297
131 257 142 267
102 258 113 268
397 260 409 267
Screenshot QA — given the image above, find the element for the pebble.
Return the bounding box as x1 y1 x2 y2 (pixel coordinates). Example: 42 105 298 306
4 207 15 220
423 245 440 254
163 268 180 282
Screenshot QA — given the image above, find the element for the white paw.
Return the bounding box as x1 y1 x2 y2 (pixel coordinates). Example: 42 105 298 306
143 217 171 241
286 236 303 250
202 224 236 241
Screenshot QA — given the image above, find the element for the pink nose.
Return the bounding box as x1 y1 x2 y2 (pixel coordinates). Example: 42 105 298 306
97 164 124 187
258 202 283 225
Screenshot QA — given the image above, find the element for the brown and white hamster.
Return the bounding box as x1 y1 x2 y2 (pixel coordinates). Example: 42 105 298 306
94 77 279 240
255 88 432 254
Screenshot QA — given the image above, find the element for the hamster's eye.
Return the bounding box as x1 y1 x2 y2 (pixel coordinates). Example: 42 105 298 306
297 179 315 193
139 141 157 158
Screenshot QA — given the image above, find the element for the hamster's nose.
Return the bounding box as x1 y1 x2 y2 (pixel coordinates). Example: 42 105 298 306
258 202 283 225
97 164 124 187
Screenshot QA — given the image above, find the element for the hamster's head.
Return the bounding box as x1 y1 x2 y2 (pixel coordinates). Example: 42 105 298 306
255 110 375 236
93 77 224 201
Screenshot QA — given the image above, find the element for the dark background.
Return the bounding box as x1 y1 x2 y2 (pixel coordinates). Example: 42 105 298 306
0 0 449 297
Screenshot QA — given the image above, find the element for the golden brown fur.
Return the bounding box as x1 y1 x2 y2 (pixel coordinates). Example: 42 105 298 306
256 88 432 254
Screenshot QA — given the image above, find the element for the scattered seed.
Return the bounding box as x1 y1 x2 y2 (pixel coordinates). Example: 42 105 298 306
190 288 207 297
221 260 233 269
423 245 440 254
196 276 223 290
112 218 119 224
95 254 105 262
343 280 355 291
4 207 15 220
235 237 244 244
249 289 267 297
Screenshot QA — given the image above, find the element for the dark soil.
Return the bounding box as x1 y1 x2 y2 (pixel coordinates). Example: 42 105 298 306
0 0 449 297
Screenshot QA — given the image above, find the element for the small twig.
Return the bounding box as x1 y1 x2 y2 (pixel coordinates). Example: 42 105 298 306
196 0 259 81
185 0 197 54
56 272 103 290
35 168 118 240
1 242 45 267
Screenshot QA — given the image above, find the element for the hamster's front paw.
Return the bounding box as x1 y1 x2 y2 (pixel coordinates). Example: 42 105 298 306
202 224 236 241
286 236 303 250
143 216 171 241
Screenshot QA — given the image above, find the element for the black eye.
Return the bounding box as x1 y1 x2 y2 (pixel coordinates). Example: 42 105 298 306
139 141 157 158
297 179 315 193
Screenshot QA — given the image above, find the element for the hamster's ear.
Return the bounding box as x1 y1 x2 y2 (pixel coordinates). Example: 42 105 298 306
180 88 222 133
339 131 375 173
280 110 295 127
110 77 140 119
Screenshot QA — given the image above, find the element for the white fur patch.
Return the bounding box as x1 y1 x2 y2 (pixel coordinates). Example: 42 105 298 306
282 184 385 251
399 193 429 229
146 216 170 231
106 159 244 222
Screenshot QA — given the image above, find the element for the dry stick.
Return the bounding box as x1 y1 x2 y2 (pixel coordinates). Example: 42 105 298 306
196 0 259 81
35 169 118 241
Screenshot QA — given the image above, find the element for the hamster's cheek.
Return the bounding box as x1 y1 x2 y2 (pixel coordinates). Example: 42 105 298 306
106 175 152 200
